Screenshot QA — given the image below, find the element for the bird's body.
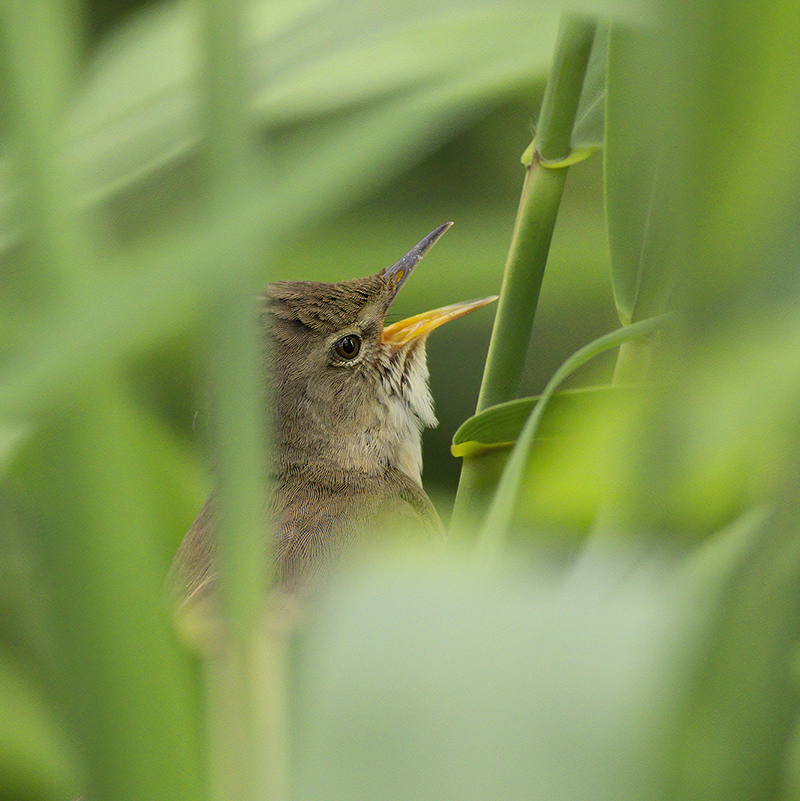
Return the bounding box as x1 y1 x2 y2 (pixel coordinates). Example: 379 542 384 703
170 224 494 602
276 462 443 588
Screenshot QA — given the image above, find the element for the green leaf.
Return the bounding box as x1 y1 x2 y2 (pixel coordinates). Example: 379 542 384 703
292 544 699 801
0 657 81 800
570 23 608 154
475 314 668 556
605 25 675 325
64 1 561 218
452 385 639 458
670 502 800 800
10 379 205 801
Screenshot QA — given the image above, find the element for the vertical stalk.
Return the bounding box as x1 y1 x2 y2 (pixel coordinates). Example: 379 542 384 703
449 160 566 534
450 15 597 536
536 16 598 164
199 1 281 800
200 0 266 649
474 159 568 413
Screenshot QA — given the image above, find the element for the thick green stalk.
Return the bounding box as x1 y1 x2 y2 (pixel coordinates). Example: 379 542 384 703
475 159 568 413
450 160 566 534
536 16 598 163
450 15 597 535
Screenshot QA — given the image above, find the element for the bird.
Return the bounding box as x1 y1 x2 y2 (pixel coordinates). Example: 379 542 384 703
169 222 496 605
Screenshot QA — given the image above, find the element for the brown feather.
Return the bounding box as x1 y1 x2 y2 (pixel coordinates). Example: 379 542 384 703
170 230 451 604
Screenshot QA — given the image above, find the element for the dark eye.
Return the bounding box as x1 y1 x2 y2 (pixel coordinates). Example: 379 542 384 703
333 334 361 360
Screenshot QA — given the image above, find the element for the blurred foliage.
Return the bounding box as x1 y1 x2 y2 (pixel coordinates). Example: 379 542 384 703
2 1 800 800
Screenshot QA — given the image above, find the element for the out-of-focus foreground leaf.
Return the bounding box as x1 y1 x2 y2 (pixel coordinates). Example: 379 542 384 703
292 547 695 801
8 378 205 801
289 489 800 800
669 500 800 800
2 0 565 252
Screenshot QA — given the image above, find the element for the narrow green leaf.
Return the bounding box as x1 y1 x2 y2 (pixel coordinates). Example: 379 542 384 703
570 24 608 154
475 314 668 557
452 385 639 457
605 25 675 325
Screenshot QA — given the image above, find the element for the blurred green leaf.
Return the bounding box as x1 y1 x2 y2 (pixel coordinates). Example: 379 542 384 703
67 0 650 207
611 0 800 536
10 379 204 801
670 501 800 800
605 25 674 325
61 1 562 219
291 545 697 801
671 1 800 319
0 658 81 801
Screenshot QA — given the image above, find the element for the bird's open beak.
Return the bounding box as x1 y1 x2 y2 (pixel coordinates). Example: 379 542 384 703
381 296 498 348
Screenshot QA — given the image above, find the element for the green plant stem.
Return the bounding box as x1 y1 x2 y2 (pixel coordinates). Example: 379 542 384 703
200 0 271 631
450 159 566 535
201 0 250 191
476 14 598 414
536 15 598 163
208 287 269 634
450 15 597 535
450 159 565 534
476 158 568 414
206 626 289 801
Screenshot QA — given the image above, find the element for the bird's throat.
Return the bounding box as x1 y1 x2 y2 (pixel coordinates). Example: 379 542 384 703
277 342 436 487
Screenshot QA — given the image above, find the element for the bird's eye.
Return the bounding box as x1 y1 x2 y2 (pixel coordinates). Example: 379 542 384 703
333 334 362 360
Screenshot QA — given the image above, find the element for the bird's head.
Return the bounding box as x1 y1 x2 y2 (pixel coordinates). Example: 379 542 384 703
265 223 496 485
